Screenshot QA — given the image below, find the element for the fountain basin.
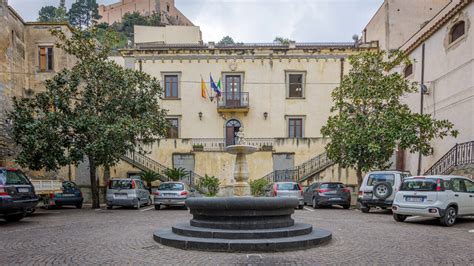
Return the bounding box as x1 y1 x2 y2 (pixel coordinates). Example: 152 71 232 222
153 197 332 252
225 144 258 155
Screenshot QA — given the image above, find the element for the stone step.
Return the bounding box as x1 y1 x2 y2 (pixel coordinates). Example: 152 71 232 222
172 223 313 239
154 227 332 252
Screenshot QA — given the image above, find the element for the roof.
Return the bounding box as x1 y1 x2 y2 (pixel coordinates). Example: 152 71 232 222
7 5 75 32
133 42 358 50
406 175 471 180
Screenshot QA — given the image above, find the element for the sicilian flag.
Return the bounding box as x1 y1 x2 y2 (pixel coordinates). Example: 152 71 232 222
210 74 221 97
201 77 207 98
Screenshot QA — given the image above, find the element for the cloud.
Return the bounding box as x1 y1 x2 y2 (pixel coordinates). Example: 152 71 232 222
9 0 382 42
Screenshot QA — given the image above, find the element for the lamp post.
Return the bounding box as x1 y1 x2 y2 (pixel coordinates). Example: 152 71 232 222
417 43 426 175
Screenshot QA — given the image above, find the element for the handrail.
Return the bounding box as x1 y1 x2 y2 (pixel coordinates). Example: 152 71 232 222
424 141 474 175
258 151 334 184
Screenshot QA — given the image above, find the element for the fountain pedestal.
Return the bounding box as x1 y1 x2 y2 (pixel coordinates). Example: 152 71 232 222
225 145 258 196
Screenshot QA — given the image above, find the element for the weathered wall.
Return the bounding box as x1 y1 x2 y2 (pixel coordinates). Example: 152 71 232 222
134 25 201 44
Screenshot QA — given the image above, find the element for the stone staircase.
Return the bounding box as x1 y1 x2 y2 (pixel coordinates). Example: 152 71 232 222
424 141 474 176
259 151 334 183
121 150 205 192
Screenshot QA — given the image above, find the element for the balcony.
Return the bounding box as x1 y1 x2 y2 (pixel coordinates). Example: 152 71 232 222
217 92 249 113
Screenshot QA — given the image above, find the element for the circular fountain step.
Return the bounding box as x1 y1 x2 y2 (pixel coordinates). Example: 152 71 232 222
154 228 332 252
172 223 313 239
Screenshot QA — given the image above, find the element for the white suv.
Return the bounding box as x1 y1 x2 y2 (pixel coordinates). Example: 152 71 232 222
392 176 474 226
357 171 410 213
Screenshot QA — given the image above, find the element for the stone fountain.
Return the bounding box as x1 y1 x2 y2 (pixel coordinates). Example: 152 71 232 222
153 127 332 252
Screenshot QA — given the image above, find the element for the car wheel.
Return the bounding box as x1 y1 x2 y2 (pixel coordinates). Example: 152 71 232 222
182 205 188 210
106 205 113 210
136 199 141 210
76 203 83 209
359 203 370 213
154 204 161 210
298 205 304 210
373 182 393 200
5 213 25 222
312 198 319 209
393 214 407 222
342 204 350 209
440 206 457 226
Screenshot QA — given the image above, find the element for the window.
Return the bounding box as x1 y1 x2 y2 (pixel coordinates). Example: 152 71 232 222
166 118 179 138
288 118 303 138
404 64 413 78
166 4 170 12
400 179 437 191
288 73 304 98
450 178 466 192
367 174 395 186
38 46 54 71
158 182 184 191
450 21 465 43
164 75 179 98
276 183 299 191
465 179 474 193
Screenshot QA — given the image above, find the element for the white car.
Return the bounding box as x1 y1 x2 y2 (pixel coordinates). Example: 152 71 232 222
357 171 411 213
392 175 474 226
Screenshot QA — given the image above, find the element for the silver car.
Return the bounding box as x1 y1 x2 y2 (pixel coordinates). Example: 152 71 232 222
154 182 195 210
266 182 304 209
106 178 151 209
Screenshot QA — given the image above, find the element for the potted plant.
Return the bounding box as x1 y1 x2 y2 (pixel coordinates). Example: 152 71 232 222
192 144 204 151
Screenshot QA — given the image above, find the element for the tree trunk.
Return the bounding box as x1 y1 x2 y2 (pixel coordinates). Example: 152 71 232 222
89 156 100 209
356 167 363 187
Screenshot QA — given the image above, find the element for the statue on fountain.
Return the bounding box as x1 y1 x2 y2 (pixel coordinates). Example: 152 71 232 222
235 126 246 145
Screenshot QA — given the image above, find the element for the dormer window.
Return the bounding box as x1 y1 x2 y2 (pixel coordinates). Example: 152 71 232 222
450 21 465 43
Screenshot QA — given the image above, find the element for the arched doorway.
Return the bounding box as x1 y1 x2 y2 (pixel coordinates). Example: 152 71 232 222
225 119 241 146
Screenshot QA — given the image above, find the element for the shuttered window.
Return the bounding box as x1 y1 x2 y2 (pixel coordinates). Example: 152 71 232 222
39 46 54 71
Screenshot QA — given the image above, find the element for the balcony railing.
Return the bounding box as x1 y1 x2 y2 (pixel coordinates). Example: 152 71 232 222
217 92 249 109
191 138 274 152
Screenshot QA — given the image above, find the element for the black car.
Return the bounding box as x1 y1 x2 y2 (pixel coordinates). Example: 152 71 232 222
50 181 84 209
303 182 351 209
0 168 38 222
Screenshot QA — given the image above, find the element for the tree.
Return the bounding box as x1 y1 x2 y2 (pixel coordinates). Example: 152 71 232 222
274 36 294 45
218 36 235 46
147 11 162 26
38 4 67 23
8 27 168 208
68 0 101 28
320 50 458 186
140 170 160 192
198 175 220 197
164 167 187 181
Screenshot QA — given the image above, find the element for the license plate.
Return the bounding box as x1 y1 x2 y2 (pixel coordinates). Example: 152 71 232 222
405 196 424 202
17 188 29 193
62 194 75 197
363 192 372 198
164 193 177 197
115 194 127 199
330 197 342 200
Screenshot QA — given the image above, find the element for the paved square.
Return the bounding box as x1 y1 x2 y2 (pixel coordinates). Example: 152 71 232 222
0 206 473 265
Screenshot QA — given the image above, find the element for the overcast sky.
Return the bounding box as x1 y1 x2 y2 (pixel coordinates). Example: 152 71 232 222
9 0 383 42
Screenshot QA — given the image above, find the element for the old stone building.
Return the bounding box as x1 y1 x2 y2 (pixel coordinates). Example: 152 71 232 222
98 0 193 26
105 25 378 193
0 0 75 170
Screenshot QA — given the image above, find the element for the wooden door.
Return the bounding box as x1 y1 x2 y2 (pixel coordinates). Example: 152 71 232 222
225 75 241 107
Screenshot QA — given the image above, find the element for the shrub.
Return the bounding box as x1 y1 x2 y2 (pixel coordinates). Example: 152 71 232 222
164 167 187 181
250 178 270 196
198 174 220 197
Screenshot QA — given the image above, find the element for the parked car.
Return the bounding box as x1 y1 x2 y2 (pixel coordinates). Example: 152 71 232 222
266 182 304 209
154 182 195 210
106 178 150 209
53 181 83 209
357 170 411 213
0 168 38 222
392 175 474 226
303 182 351 209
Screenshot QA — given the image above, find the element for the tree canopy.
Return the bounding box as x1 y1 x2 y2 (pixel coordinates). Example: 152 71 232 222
8 27 168 207
218 36 236 46
38 5 67 23
68 0 101 28
274 36 294 45
321 50 458 185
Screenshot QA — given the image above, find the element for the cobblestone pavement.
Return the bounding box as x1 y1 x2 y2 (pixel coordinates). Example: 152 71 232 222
1 205 473 265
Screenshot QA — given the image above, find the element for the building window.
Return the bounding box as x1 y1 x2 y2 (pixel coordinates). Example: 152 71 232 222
288 118 303 138
167 4 170 12
287 72 304 98
166 118 179 138
450 21 465 43
38 46 54 72
164 74 179 98
403 64 413 78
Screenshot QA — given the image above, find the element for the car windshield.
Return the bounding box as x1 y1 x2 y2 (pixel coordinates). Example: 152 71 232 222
367 174 395 186
158 183 184 191
276 183 299 190
400 179 437 191
0 170 31 185
63 181 78 191
109 180 132 189
320 183 344 189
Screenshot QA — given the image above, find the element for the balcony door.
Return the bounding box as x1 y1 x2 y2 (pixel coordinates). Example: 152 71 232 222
225 75 241 107
225 119 241 146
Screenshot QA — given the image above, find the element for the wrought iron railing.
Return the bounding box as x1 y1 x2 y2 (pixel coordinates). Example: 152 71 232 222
217 92 249 108
424 141 474 175
121 151 205 192
191 138 274 151
258 151 334 183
